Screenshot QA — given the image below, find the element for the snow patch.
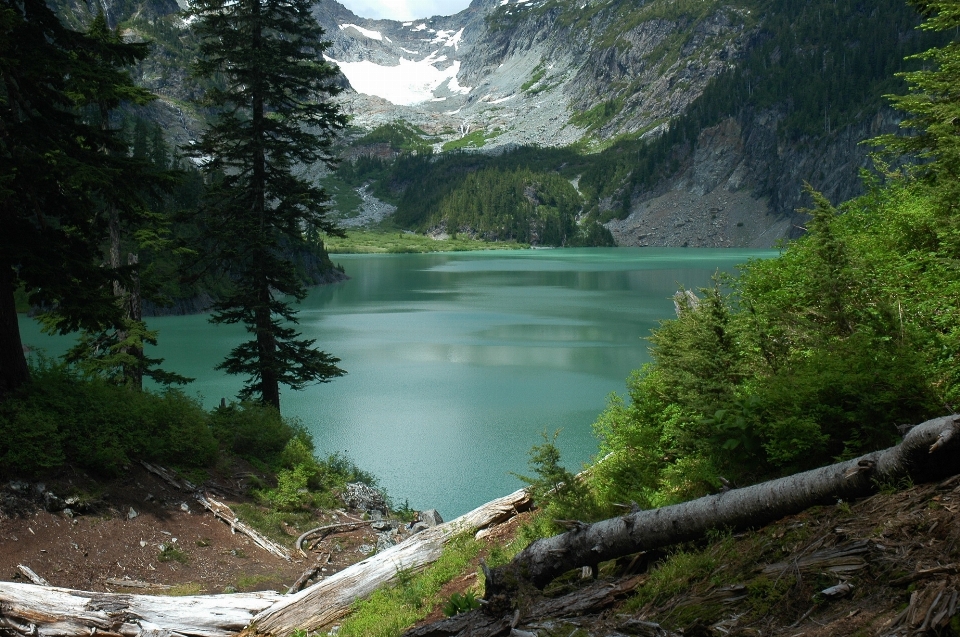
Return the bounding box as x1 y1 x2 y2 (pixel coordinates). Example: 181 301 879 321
339 24 383 41
326 53 471 105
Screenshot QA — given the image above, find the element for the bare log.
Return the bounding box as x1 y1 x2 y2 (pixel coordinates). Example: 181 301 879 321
294 521 373 557
194 493 291 561
250 488 532 635
286 554 329 595
140 462 196 492
104 578 174 591
16 565 49 587
0 582 280 637
486 415 960 593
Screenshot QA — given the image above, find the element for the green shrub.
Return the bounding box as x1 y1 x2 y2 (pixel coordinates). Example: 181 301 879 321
209 401 294 464
0 364 215 478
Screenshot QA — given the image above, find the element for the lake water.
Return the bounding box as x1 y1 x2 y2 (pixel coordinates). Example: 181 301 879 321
17 247 774 517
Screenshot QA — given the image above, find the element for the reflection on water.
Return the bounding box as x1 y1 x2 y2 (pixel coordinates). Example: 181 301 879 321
17 247 774 517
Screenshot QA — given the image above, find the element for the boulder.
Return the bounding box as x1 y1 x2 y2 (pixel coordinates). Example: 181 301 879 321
340 482 387 513
419 509 443 527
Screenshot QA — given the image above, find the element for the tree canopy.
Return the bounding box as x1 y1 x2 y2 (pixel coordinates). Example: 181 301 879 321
0 0 156 398
188 0 347 410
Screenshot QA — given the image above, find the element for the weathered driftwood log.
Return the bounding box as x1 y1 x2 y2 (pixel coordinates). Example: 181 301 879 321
16 565 49 587
294 521 372 557
0 583 280 637
249 488 532 636
194 494 291 561
486 415 960 594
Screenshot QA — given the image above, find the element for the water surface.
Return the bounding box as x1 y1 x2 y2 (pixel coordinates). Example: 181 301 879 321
18 248 774 517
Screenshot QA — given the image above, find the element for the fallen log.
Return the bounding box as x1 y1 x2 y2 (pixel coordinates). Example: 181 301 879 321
194 493 291 561
0 582 281 637
104 578 174 591
286 553 330 595
294 521 373 557
16 565 49 587
249 487 532 635
486 415 960 594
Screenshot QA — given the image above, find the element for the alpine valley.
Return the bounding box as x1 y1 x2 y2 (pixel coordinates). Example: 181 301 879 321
60 0 943 247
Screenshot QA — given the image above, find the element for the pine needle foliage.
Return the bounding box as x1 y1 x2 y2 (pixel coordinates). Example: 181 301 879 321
187 0 347 409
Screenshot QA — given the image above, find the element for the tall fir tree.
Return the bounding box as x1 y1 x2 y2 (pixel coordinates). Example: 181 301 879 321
871 0 960 252
188 0 347 410
0 0 157 399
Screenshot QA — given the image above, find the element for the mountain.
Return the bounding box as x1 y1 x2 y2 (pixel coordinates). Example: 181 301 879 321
59 0 941 247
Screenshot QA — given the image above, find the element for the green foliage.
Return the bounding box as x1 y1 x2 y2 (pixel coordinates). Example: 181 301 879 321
441 129 493 152
625 545 720 611
324 229 527 254
209 402 296 465
520 64 546 92
513 430 596 521
442 591 481 617
0 363 216 478
0 0 170 396
870 0 960 257
188 0 346 409
157 544 189 564
586 177 949 510
356 121 433 155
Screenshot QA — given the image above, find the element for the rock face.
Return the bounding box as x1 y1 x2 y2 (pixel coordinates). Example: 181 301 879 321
315 0 749 152
608 108 902 248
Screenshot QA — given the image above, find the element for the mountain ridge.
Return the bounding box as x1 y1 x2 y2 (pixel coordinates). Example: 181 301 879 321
54 0 941 247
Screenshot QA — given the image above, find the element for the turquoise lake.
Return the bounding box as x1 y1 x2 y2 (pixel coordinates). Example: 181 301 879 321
17 247 775 518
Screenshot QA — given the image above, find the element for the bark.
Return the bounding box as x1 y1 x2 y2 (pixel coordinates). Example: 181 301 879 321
0 264 29 400
0 583 280 637
486 415 960 594
248 488 532 636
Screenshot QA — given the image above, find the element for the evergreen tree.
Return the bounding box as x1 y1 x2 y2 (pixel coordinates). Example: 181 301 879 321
188 0 347 410
871 0 960 253
0 0 155 399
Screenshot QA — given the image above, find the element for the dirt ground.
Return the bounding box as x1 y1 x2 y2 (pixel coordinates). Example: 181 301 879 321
0 463 387 595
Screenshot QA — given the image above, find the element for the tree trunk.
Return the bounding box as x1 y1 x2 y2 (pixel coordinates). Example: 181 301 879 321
126 252 143 389
485 415 960 594
0 263 29 400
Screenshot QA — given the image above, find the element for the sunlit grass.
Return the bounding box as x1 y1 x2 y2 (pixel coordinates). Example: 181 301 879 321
326 229 528 254
337 534 482 637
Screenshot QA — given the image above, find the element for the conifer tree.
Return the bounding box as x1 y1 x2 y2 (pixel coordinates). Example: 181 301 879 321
188 0 347 410
872 0 960 251
0 0 157 399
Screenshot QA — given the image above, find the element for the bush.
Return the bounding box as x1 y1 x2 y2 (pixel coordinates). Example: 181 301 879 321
0 363 215 477
209 401 295 464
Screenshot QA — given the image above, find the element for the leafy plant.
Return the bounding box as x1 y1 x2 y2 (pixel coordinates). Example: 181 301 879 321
442 591 481 617
158 544 189 564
